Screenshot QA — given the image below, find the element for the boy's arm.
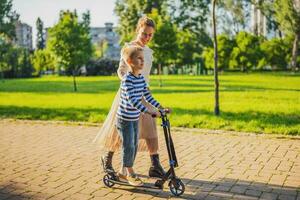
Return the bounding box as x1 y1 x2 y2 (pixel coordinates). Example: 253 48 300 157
124 79 148 113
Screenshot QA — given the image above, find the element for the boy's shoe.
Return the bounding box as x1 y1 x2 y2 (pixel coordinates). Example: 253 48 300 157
127 174 143 186
117 172 128 182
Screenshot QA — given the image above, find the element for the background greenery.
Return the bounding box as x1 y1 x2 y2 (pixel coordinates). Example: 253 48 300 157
1 73 299 135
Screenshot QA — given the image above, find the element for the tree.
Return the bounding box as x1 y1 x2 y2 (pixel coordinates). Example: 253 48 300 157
229 31 262 71
146 9 178 86
259 38 291 70
114 0 168 44
176 29 197 67
81 10 91 31
0 0 19 39
31 49 56 76
17 48 33 78
212 0 220 115
47 10 93 91
148 9 178 66
0 33 12 80
218 0 251 35
274 0 300 71
36 17 45 49
169 0 212 62
250 0 282 37
169 0 210 35
202 34 234 70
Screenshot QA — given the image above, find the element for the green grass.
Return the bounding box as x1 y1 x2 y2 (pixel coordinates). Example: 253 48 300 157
0 73 299 135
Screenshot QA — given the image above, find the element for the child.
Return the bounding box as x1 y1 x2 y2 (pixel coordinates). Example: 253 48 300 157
116 45 163 186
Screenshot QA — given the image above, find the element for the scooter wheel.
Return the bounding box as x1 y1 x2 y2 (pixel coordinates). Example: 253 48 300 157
103 174 115 188
169 178 185 196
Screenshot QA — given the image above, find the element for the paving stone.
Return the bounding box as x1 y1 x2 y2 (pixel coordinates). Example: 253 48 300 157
1 120 299 200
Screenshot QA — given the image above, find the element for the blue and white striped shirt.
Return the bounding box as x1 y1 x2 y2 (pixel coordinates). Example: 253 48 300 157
117 72 160 121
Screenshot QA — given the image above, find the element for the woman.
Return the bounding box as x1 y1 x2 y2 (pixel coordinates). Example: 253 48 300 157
94 16 165 178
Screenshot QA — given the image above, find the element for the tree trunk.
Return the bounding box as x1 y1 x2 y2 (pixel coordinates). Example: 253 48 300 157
291 33 299 72
158 63 162 87
0 70 4 83
72 69 77 92
213 0 220 116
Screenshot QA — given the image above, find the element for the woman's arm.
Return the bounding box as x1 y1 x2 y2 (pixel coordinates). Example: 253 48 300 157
117 59 128 80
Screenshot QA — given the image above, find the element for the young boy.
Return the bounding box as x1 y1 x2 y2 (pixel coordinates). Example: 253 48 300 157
116 45 163 186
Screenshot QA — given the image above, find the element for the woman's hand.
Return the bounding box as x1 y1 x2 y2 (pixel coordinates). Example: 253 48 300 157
147 110 161 118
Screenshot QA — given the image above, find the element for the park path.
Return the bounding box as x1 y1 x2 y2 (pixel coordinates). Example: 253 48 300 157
0 120 300 200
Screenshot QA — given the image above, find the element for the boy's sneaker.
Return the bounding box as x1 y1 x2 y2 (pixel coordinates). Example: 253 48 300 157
127 174 143 186
117 172 128 182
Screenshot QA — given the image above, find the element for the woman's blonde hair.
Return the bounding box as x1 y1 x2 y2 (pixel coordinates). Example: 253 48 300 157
136 16 156 32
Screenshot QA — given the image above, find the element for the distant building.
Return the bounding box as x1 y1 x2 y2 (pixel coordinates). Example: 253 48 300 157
15 21 33 50
90 22 120 60
45 22 121 60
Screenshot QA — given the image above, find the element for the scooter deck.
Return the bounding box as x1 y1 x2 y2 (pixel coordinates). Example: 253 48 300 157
108 179 162 189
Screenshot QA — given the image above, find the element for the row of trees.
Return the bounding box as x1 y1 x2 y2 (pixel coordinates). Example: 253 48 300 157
0 0 32 79
115 0 300 72
1 0 299 83
203 32 294 72
0 0 110 82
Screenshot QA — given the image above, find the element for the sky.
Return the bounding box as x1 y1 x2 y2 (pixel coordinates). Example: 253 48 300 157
12 0 119 47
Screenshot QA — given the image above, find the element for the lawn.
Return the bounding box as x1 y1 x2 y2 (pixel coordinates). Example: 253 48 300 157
0 73 299 135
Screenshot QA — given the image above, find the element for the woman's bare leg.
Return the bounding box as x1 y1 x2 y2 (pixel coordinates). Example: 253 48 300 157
146 138 159 155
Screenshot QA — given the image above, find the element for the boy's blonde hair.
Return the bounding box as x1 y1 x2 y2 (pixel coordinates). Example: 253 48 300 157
136 16 155 32
121 45 143 64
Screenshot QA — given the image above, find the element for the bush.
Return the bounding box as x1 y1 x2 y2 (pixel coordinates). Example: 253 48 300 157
85 58 119 76
258 38 291 70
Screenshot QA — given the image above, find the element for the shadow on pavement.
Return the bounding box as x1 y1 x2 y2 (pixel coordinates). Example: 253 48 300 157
107 176 299 199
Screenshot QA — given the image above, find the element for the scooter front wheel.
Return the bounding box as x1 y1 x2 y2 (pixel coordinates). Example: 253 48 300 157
103 174 115 188
169 178 185 196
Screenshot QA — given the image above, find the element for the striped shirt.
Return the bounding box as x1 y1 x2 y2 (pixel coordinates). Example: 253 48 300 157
117 72 160 121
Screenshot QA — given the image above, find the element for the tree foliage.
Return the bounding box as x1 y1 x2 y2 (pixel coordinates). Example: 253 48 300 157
203 34 234 70
114 0 168 45
47 10 93 75
274 0 300 70
36 17 45 49
31 49 56 76
229 31 263 71
0 0 19 39
147 9 178 65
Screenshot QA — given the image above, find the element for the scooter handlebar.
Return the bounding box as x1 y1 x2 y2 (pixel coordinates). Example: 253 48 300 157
151 108 171 118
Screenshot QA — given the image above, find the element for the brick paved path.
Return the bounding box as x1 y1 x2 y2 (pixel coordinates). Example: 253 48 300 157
0 120 299 200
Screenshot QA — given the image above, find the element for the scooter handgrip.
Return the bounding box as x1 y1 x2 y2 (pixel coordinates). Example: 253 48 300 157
165 109 171 114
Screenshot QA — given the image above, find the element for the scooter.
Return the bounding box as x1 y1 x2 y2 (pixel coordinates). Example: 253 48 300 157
102 109 185 196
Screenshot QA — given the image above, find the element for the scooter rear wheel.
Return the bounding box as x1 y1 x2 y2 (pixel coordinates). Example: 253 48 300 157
169 178 185 196
103 174 115 188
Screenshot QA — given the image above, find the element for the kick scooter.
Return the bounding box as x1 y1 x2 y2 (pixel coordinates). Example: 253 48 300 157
102 109 185 196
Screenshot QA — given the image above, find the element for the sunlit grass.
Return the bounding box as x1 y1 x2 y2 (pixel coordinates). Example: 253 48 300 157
0 72 299 135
